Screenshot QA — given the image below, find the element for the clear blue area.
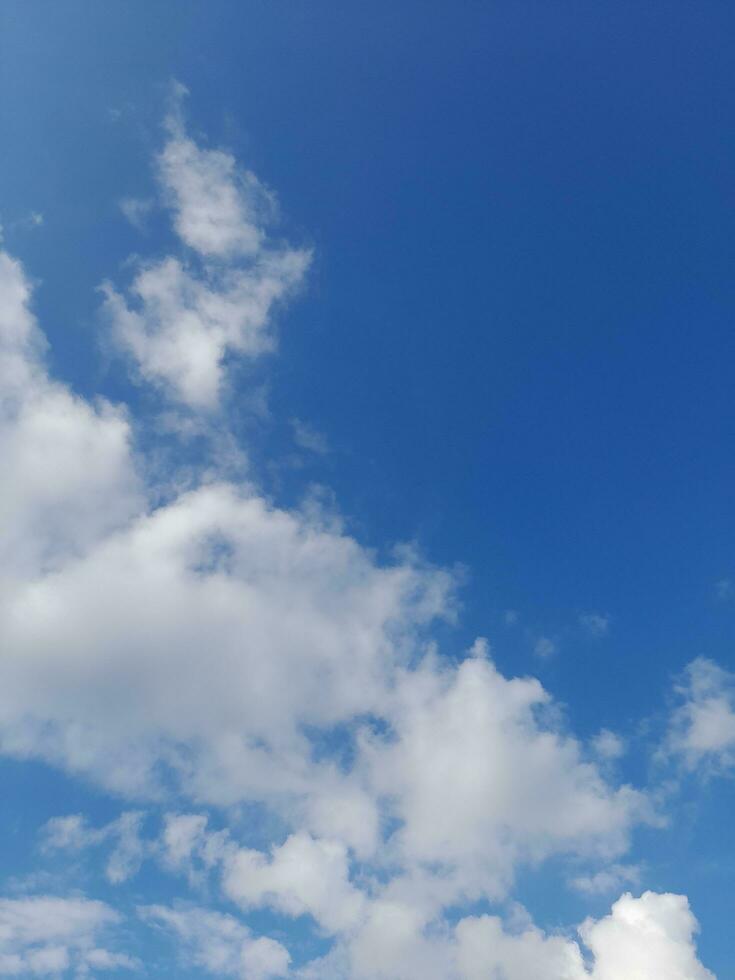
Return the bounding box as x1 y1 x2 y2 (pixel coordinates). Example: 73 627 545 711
1 2 734 975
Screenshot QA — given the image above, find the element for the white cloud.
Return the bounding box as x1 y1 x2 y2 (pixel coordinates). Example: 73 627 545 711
223 832 364 935
139 904 289 980
160 813 210 871
0 480 452 803
42 812 146 884
0 252 141 579
455 910 587 980
0 99 718 980
454 891 713 980
102 249 309 408
0 235 448 810
363 643 650 903
311 890 714 980
0 895 136 976
344 898 454 980
666 658 735 772
158 92 270 259
578 891 714 980
103 95 311 408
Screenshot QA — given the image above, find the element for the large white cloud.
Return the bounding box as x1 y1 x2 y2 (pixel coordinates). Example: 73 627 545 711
0 232 449 805
297 890 714 980
0 478 451 803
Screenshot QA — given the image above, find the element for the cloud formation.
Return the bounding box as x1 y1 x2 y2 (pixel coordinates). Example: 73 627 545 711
455 891 713 980
139 904 290 980
0 96 720 979
0 896 137 976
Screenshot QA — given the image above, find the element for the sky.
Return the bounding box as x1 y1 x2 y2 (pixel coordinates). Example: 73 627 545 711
1 1 734 977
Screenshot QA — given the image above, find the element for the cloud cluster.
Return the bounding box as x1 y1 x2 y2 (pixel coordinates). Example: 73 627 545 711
139 904 290 980
0 896 137 976
454 891 713 980
0 95 720 978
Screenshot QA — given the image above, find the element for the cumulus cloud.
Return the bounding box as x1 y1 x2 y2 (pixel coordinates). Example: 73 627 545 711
666 657 735 772
454 891 713 980
139 904 289 980
0 895 137 976
363 643 650 903
223 832 364 935
304 891 713 980
1 480 452 802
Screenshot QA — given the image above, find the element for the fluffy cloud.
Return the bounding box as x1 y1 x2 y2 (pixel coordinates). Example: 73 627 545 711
102 93 310 407
454 891 713 980
1 479 451 802
0 895 136 976
139 904 289 980
0 252 141 579
102 250 309 408
363 643 650 902
666 658 735 772
303 891 713 980
0 229 677 971
0 229 449 803
157 93 265 258
223 832 364 934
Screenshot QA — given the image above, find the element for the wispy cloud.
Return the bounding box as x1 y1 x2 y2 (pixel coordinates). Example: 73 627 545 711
291 417 329 455
579 612 611 637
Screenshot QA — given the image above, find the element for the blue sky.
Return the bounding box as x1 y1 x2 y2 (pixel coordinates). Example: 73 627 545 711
1 2 734 977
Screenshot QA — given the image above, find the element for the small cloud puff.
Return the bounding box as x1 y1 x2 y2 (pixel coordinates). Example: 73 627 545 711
534 635 557 658
579 612 610 637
